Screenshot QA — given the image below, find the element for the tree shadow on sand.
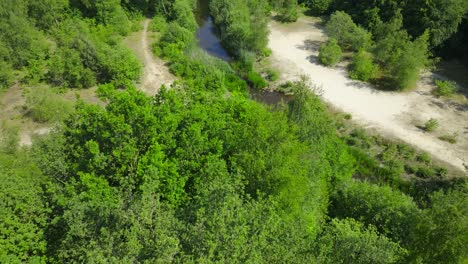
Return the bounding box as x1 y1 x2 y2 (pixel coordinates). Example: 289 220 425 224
297 39 322 52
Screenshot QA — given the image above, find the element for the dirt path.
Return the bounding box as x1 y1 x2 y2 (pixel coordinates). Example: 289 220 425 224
123 19 174 95
269 17 468 172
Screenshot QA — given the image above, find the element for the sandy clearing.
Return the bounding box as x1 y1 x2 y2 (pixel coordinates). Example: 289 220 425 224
268 17 468 172
0 84 50 147
123 19 175 96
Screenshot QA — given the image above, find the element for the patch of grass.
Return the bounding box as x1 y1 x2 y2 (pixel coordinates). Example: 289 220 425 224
247 71 268 89
433 79 458 97
397 143 416 160
424 118 439 132
0 121 19 154
417 153 432 164
415 166 436 178
24 86 74 123
265 69 280 81
438 133 458 144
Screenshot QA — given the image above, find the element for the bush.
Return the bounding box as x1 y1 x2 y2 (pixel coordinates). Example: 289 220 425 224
373 22 430 90
433 79 458 97
266 69 280 81
424 118 439 132
247 71 268 89
0 60 13 89
330 180 419 244
278 6 299 22
415 166 436 178
159 22 195 58
47 48 97 88
98 45 141 86
25 86 74 123
0 122 19 153
349 50 378 81
319 38 342 66
326 11 372 51
416 153 432 164
307 0 334 15
149 15 168 32
317 218 407 264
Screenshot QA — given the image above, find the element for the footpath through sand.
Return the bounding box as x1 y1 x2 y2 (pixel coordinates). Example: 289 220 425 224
123 19 174 95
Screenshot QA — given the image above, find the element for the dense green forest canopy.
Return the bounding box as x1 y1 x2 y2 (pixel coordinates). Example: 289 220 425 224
0 0 467 263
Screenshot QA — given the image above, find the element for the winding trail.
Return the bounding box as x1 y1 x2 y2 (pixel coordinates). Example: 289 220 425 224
269 17 468 172
124 19 174 95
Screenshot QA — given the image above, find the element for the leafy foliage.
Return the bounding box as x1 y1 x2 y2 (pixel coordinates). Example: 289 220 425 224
318 38 342 66
1 1 466 263
349 50 378 81
24 86 74 123
424 118 439 132
433 79 459 97
326 11 372 52
316 218 407 264
0 153 49 263
330 180 419 246
210 0 270 57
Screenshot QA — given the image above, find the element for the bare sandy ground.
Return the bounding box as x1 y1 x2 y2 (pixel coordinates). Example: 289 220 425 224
268 17 468 172
123 19 174 95
1 85 103 147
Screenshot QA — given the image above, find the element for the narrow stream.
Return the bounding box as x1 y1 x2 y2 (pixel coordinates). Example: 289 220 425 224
195 0 291 106
195 0 231 61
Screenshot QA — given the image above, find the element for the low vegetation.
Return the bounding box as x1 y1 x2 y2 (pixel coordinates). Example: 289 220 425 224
424 118 439 132
349 50 378 81
318 38 342 66
439 133 458 144
433 79 459 97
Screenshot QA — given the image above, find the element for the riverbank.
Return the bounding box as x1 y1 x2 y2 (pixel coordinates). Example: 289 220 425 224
268 16 468 172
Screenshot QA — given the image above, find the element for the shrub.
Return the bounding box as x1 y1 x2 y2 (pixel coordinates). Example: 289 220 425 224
266 69 280 81
349 50 378 81
326 11 372 51
438 133 458 144
25 86 74 123
159 22 195 56
0 60 13 89
98 45 141 86
397 144 416 159
149 15 168 32
319 38 342 66
424 118 439 132
47 48 97 88
0 122 19 153
373 23 430 90
330 180 419 244
317 218 407 264
307 0 334 15
416 153 432 164
247 71 268 89
433 79 458 97
278 6 299 22
415 166 436 178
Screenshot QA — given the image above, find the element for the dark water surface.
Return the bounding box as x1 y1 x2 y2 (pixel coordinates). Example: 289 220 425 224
195 0 291 106
195 0 231 61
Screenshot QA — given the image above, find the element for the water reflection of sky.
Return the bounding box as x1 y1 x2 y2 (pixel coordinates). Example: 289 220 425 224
196 17 231 62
